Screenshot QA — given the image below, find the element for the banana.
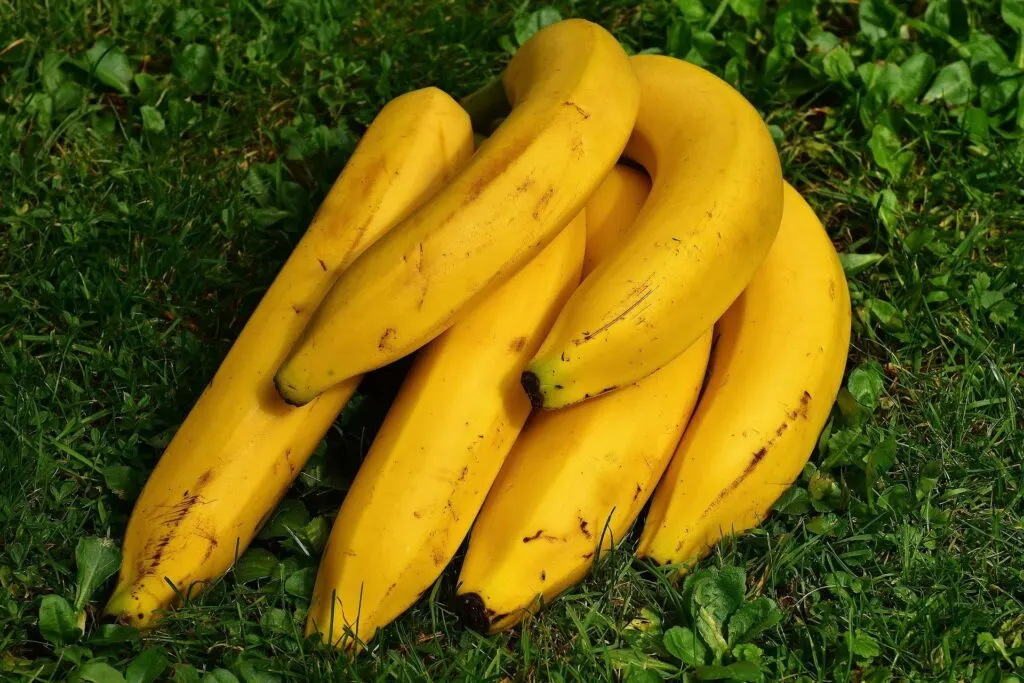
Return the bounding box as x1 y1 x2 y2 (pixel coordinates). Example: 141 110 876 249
274 19 639 406
105 89 473 627
523 54 783 410
305 214 586 649
582 164 650 276
455 166 711 633
637 182 852 570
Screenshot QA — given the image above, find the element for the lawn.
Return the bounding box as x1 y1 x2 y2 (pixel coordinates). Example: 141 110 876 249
2 0 1023 680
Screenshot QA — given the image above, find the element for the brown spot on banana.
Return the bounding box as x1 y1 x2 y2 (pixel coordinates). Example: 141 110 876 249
563 100 591 119
532 186 556 220
578 516 592 539
378 327 397 351
465 135 533 204
317 259 328 271
522 529 563 543
574 288 655 345
509 336 527 352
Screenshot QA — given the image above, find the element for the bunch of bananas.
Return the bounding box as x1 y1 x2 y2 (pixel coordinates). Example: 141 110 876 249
105 19 851 649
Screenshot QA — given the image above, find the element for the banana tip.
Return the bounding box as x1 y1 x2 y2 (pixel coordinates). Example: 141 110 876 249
455 593 490 633
520 371 544 409
273 372 309 407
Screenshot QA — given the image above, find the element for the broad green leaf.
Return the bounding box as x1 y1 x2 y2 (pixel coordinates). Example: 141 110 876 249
963 106 990 142
126 647 168 683
922 61 974 106
823 47 856 84
839 253 884 276
859 0 897 42
303 516 330 554
39 594 82 644
134 73 158 104
284 567 315 600
896 53 936 103
728 597 782 645
258 499 309 539
868 124 914 179
980 79 1019 113
989 299 1017 325
675 0 708 22
175 43 215 93
667 19 692 58
514 7 562 47
774 0 814 48
692 567 746 624
809 470 840 502
806 513 839 535
103 465 137 500
236 659 283 683
847 631 882 661
732 643 764 663
728 0 764 24
234 548 278 583
867 298 903 330
773 486 810 515
202 670 240 683
624 667 663 683
917 461 942 497
40 50 67 93
84 38 134 94
1003 0 1024 32
173 665 201 683
74 537 121 611
140 105 166 134
866 437 898 478
260 607 291 634
848 361 885 409
76 662 126 683
877 484 912 511
173 8 205 40
664 626 708 667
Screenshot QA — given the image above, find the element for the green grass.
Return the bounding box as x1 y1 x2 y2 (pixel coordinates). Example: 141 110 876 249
2 0 1023 680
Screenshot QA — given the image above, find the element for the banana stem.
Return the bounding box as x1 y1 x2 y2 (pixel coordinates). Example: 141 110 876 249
460 78 511 134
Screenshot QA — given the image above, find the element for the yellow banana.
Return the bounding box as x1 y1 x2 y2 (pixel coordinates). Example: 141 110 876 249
582 164 650 276
455 166 711 633
523 54 783 410
305 215 586 649
274 19 639 406
104 89 473 627
637 182 852 570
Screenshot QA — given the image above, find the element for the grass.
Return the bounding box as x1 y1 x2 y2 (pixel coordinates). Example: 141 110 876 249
1 0 1023 680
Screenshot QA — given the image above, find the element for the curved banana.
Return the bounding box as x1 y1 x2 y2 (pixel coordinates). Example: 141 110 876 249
455 167 710 633
306 215 586 649
523 54 783 410
274 19 639 406
582 164 650 276
105 89 473 627
637 182 852 569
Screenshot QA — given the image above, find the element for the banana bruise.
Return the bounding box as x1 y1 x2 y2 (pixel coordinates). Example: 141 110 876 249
637 182 852 569
305 215 586 649
274 19 639 406
105 89 473 627
524 55 783 409
455 166 711 633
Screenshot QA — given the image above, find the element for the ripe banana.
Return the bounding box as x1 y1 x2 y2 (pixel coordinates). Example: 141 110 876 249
455 167 711 633
104 88 473 627
274 19 639 406
581 164 650 276
523 54 783 410
305 215 586 649
637 182 852 569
